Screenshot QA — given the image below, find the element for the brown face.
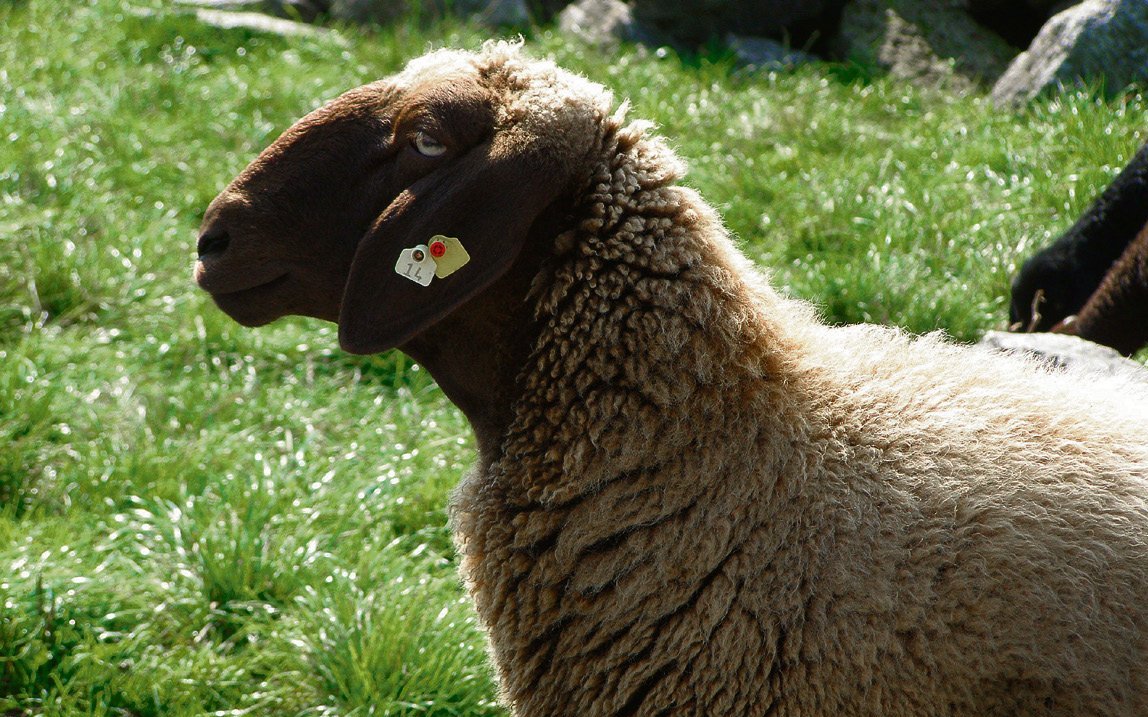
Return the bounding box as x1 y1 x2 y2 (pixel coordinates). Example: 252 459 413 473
194 69 496 330
194 49 606 355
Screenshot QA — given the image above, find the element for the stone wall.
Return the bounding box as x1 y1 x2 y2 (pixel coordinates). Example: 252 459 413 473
178 0 1148 104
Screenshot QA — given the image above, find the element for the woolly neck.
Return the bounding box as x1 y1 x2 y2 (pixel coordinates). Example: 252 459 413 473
401 125 787 492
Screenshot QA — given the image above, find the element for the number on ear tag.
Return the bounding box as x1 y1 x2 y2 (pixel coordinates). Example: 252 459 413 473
429 236 471 279
395 245 435 286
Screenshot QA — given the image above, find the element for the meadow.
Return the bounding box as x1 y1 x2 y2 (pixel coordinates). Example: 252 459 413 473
1 0 1145 713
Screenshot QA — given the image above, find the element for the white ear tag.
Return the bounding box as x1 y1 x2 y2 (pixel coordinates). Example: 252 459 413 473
394 245 436 286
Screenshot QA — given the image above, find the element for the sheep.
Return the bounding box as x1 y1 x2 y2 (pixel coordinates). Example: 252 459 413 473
1009 140 1148 332
194 42 1148 716
1055 219 1148 355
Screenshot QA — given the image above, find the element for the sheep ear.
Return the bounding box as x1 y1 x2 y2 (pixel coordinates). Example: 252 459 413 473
338 141 567 354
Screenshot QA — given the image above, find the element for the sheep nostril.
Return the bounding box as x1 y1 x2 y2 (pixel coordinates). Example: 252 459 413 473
197 227 231 258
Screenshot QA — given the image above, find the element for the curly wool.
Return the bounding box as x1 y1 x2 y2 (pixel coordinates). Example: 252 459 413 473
449 46 1148 717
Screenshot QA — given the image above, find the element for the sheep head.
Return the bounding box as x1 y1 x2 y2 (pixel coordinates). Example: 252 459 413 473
195 44 611 354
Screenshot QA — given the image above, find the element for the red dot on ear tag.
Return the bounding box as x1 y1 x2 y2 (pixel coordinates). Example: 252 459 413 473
429 240 447 258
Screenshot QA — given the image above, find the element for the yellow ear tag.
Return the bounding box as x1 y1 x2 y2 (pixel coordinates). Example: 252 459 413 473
428 236 470 279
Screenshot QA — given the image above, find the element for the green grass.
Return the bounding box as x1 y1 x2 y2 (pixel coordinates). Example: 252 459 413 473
1 0 1145 713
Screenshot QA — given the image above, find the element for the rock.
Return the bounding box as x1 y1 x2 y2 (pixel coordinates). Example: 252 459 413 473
193 8 333 36
558 0 821 67
837 0 1019 88
178 0 329 23
981 330 1148 381
725 34 819 70
629 0 848 49
991 0 1148 106
557 0 665 47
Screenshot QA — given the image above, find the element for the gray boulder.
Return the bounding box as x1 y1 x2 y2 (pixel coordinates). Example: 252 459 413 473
837 0 1019 89
981 330 1148 382
557 0 665 47
991 0 1148 105
557 0 820 69
178 0 329 22
194 7 333 35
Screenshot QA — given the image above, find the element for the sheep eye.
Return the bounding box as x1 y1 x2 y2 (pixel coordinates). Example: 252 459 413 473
412 131 447 158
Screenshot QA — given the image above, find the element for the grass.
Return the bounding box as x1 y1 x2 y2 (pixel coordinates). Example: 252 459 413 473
1 0 1145 713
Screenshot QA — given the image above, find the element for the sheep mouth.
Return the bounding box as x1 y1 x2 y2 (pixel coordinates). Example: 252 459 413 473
193 253 287 295
198 272 294 327
201 272 289 298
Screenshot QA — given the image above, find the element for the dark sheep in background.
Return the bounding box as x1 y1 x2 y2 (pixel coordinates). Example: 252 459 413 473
1058 221 1148 355
1009 141 1148 332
